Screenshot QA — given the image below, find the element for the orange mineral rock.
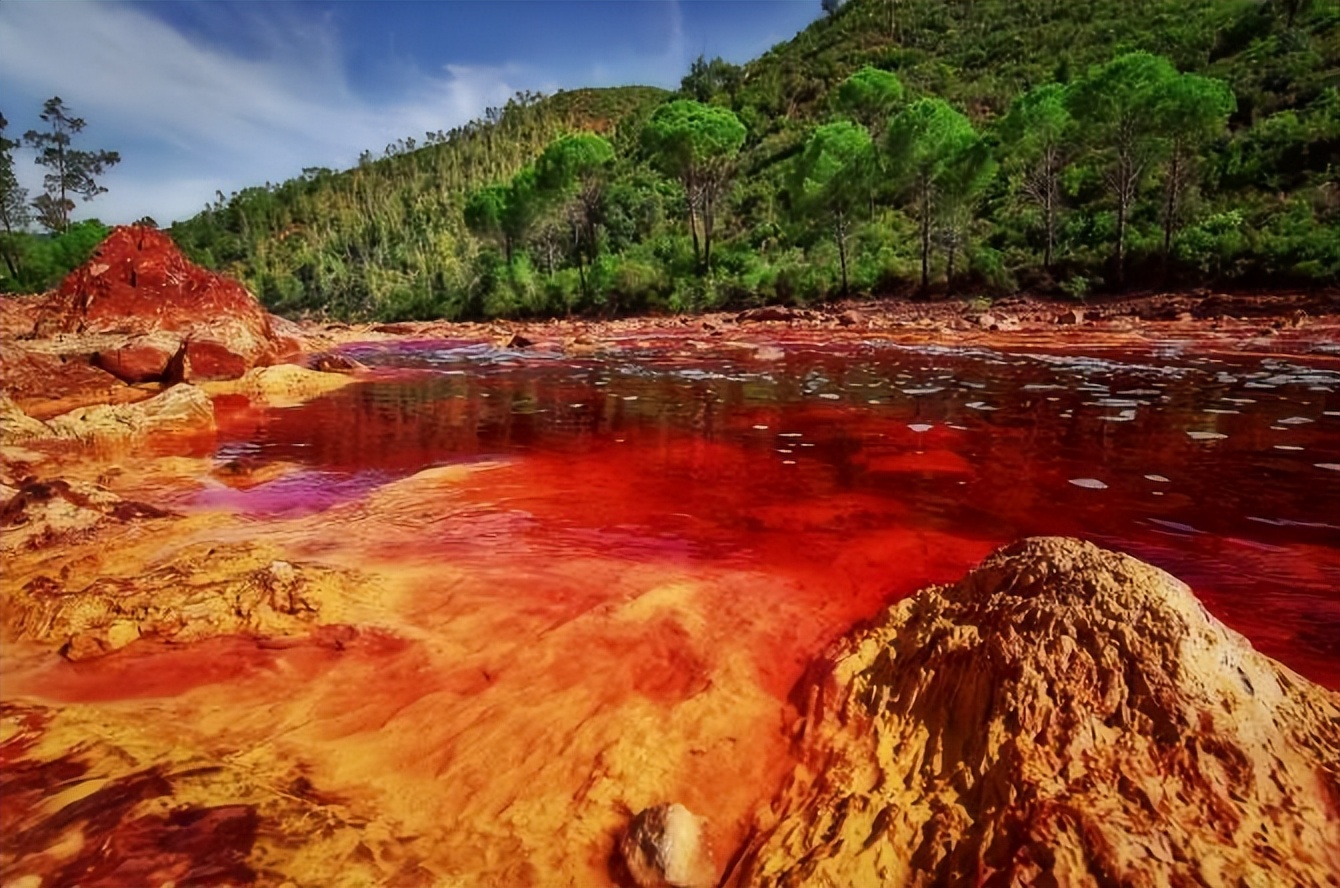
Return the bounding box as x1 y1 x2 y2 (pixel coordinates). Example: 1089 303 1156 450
734 537 1340 888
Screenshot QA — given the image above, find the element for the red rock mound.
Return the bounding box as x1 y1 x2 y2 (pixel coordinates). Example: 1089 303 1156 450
50 226 299 382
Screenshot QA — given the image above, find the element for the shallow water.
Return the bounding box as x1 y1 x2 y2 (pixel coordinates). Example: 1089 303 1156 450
200 334 1340 689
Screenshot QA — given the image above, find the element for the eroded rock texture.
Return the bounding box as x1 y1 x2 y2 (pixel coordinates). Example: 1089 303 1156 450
736 537 1340 888
4 542 367 659
0 701 432 888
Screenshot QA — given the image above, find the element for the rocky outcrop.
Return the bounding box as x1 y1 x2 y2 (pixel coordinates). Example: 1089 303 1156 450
201 364 357 407
735 538 1340 888
44 383 215 443
4 541 367 659
620 804 715 888
46 226 301 382
0 340 126 411
92 331 183 383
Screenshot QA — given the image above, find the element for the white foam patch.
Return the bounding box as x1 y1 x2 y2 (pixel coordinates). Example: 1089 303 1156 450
1069 478 1108 489
1145 474 1171 483
1187 431 1228 440
908 423 933 433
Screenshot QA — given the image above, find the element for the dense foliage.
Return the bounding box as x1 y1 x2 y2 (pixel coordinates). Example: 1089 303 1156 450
3 0 1336 313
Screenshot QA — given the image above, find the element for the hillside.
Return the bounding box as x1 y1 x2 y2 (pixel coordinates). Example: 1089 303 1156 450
163 0 1337 321
169 86 669 320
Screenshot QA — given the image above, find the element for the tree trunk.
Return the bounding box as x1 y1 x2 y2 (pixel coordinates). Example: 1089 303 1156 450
1043 147 1056 271
57 140 68 232
1114 194 1126 289
835 212 849 296
687 205 701 268
1162 146 1184 280
702 190 714 273
919 182 931 296
0 246 18 280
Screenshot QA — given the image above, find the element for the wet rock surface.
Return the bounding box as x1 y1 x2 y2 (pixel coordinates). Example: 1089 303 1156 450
734 537 1340 888
0 701 430 888
0 477 170 552
4 541 369 660
620 803 715 888
43 383 215 443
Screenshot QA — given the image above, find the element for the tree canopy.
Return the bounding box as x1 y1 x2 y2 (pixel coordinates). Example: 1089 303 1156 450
9 0 1325 310
22 97 120 234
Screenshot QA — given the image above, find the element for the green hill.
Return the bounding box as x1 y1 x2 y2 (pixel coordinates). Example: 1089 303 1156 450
155 0 1340 317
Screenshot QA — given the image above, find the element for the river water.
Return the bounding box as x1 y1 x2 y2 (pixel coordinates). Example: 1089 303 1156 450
201 332 1340 689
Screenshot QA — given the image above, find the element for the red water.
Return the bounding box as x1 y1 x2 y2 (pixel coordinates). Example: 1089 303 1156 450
192 334 1340 690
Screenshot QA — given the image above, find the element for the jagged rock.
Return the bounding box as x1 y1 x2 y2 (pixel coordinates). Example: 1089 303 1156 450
0 341 126 409
44 384 215 443
620 803 715 888
836 310 864 327
3 542 365 659
737 537 1340 888
0 395 52 445
93 331 183 383
0 477 170 552
1056 307 1085 325
170 336 252 382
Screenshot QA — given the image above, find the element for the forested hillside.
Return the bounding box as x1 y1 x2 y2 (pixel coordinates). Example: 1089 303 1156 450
120 0 1340 317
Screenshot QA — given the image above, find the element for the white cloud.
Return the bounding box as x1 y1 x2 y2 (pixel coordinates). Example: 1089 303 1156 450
0 1 546 225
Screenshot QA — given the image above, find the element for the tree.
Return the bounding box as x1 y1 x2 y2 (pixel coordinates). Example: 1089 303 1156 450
793 121 874 295
464 183 513 262
22 97 121 233
1067 53 1178 287
681 56 743 105
999 83 1074 271
835 66 905 134
1 112 31 279
885 98 991 294
641 100 746 272
1154 72 1236 268
535 133 615 295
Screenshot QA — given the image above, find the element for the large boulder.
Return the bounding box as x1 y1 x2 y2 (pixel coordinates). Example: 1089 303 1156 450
49 226 298 381
736 537 1340 888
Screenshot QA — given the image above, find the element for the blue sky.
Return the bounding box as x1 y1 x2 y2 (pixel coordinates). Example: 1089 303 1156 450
0 1 818 226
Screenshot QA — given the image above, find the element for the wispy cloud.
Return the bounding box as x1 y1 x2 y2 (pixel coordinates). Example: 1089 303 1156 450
0 1 546 224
